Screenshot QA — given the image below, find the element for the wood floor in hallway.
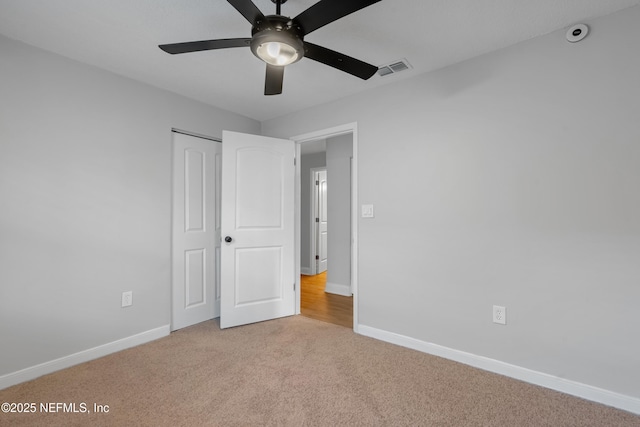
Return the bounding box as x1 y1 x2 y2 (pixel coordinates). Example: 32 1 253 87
300 272 353 328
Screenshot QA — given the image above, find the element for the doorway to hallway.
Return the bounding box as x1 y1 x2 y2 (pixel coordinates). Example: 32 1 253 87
300 272 352 328
296 125 355 329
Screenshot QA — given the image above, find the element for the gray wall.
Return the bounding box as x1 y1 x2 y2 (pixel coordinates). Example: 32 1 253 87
300 151 326 273
262 7 640 399
325 134 353 293
0 35 259 376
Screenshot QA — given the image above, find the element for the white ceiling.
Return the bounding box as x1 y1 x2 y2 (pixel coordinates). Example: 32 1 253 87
1 0 639 121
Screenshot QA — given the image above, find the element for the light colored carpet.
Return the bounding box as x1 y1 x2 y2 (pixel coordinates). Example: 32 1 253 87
1 315 638 426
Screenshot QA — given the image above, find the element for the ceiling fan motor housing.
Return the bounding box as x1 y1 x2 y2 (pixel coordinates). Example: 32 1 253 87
250 15 305 65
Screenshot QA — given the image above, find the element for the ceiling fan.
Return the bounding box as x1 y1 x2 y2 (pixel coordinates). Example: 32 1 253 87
159 0 382 95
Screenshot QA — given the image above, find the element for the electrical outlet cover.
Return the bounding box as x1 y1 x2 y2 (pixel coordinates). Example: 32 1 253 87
122 291 133 308
493 305 506 325
361 204 374 218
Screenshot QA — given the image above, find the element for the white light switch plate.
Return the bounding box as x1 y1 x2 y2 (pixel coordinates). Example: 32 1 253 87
361 204 374 218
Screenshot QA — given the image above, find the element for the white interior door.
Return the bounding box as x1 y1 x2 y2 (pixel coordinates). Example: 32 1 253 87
171 132 221 331
220 131 295 329
315 169 328 273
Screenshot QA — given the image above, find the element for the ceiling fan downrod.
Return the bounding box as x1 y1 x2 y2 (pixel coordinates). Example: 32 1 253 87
272 0 287 16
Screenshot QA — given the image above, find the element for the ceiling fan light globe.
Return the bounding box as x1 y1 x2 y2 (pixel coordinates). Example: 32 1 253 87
257 41 298 66
250 23 304 67
266 42 280 58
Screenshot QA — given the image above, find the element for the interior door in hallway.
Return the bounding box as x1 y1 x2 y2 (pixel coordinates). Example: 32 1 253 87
315 169 328 273
220 131 295 329
171 132 221 331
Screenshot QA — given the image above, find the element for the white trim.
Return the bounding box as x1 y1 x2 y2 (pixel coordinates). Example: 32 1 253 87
291 122 359 331
171 128 220 142
325 282 352 297
291 123 357 143
357 325 640 415
300 267 313 275
0 325 170 390
294 142 302 315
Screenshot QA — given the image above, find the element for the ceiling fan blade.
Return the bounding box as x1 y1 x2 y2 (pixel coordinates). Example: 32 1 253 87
293 0 382 35
265 64 284 95
159 38 251 54
304 42 378 80
227 0 267 25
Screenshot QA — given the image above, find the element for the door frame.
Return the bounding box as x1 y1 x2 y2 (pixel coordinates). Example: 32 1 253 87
291 122 359 332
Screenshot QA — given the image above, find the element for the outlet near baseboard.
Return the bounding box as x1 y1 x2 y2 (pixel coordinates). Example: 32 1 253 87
493 305 506 325
122 291 133 308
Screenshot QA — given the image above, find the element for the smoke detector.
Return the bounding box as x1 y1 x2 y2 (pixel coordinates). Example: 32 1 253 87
566 24 589 43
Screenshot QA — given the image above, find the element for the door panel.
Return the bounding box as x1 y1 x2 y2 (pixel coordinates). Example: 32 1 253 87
236 148 284 228
185 249 205 306
171 132 221 330
235 247 282 304
185 149 205 231
220 131 295 329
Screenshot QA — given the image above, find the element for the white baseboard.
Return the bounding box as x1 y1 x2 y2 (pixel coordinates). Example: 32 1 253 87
300 267 312 275
0 325 170 390
325 281 352 296
357 324 640 415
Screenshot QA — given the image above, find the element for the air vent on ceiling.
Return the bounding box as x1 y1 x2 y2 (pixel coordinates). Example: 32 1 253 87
378 59 412 77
